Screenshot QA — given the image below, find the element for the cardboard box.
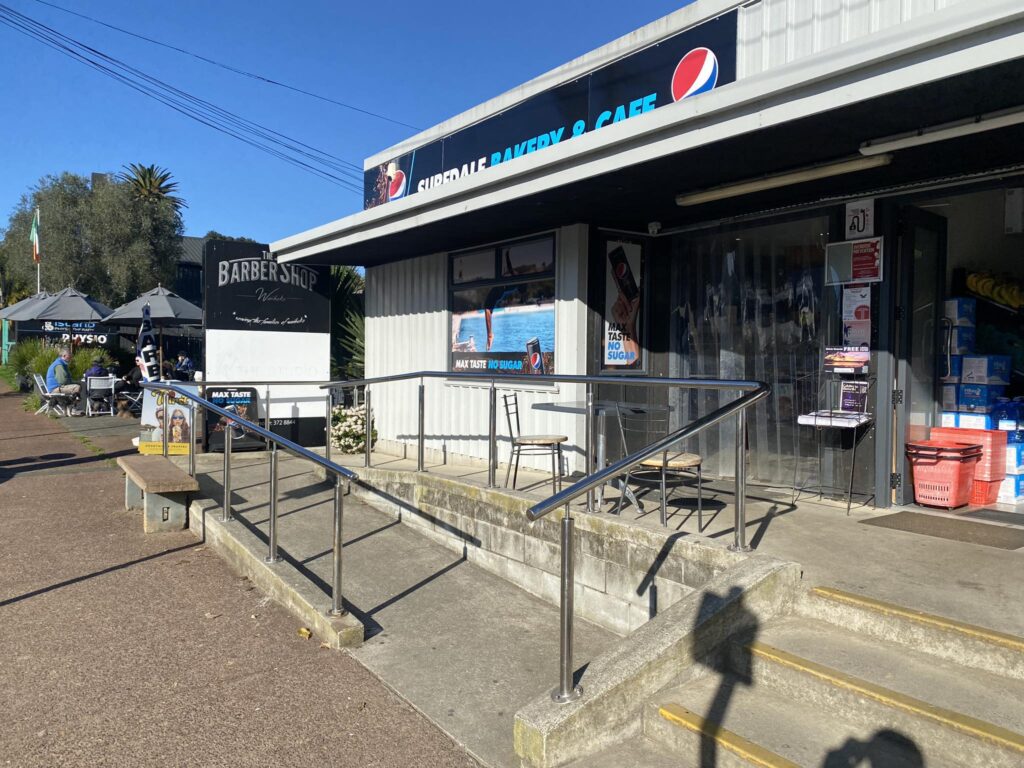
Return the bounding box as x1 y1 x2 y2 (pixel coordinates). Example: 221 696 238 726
940 411 960 427
957 384 1005 413
950 326 976 355
1006 443 1024 475
942 384 958 411
940 355 962 383
962 355 1011 386
944 298 976 327
998 474 1024 503
959 413 995 430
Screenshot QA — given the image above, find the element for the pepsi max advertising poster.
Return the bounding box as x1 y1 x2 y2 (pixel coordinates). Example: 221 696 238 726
451 280 555 376
603 240 644 370
365 11 737 209
205 387 263 452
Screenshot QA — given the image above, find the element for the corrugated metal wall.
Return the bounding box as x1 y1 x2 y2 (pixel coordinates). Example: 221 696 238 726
737 0 969 78
365 226 589 473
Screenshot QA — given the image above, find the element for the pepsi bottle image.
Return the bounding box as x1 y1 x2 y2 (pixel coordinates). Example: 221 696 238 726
608 246 639 302
526 337 545 375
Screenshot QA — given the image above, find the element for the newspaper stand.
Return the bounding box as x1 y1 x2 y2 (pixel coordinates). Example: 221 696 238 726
905 440 983 509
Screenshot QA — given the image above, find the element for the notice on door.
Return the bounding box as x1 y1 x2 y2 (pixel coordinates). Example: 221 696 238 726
851 238 883 282
842 285 871 346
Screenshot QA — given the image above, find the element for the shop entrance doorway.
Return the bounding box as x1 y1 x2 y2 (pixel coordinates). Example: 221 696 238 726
893 208 947 506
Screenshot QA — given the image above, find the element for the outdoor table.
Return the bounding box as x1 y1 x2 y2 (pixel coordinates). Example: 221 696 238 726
532 400 673 513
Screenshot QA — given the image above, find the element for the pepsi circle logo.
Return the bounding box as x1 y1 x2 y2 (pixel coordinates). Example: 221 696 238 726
388 170 407 200
530 352 543 370
671 47 719 102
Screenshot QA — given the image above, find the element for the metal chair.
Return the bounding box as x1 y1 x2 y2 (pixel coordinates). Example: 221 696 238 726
32 373 74 417
502 392 567 493
119 388 144 416
614 403 703 529
85 375 117 416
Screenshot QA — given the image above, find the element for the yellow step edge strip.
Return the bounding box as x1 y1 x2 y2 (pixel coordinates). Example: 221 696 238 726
658 703 801 768
810 586 1024 654
748 641 1024 754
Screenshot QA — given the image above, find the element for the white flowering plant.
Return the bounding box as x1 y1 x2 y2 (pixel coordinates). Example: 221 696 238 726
331 404 375 454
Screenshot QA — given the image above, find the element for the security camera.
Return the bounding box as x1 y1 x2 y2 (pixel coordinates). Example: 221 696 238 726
647 221 662 236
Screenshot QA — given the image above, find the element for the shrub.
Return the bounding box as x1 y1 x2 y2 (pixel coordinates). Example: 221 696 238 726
330 404 375 454
7 337 51 377
69 346 116 380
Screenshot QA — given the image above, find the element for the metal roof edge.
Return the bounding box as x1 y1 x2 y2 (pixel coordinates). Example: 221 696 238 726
272 0 1024 262
362 0 745 170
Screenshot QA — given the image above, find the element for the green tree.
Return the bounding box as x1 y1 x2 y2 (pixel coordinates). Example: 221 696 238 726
203 230 260 243
120 163 186 209
330 266 365 379
0 171 183 306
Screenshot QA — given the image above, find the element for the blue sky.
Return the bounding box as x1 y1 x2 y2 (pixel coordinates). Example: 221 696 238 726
0 0 694 243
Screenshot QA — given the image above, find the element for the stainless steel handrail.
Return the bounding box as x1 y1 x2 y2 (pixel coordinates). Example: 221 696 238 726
141 381 355 618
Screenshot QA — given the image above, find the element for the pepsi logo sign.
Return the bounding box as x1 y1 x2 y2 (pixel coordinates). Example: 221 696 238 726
530 352 543 370
671 47 719 102
388 170 407 201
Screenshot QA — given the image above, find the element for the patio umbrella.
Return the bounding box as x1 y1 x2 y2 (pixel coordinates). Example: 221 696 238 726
101 285 201 325
0 291 51 320
102 285 202 370
24 287 114 322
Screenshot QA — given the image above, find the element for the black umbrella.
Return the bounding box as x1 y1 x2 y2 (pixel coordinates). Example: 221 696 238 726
102 286 202 371
0 291 51 321
15 287 113 322
101 285 201 325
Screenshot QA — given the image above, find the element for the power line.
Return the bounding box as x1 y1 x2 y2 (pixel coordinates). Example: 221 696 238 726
0 3 368 193
26 0 421 131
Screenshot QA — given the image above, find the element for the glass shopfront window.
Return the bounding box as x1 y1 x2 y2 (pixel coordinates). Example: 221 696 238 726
670 216 833 485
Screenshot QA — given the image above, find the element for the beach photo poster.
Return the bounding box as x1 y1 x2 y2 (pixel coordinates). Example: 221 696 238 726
450 279 555 375
603 240 643 369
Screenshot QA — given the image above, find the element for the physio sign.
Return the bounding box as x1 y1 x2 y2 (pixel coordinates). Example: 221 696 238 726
365 12 737 208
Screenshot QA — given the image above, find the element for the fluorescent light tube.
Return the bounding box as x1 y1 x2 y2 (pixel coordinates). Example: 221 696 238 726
675 154 893 207
860 106 1024 156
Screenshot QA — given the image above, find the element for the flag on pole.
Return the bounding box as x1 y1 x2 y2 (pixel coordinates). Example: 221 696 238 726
29 208 41 264
137 304 162 382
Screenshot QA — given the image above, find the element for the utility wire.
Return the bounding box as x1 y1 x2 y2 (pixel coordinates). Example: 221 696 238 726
27 0 421 131
0 3 367 192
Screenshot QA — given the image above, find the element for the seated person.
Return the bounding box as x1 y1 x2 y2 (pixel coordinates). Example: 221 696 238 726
114 359 144 394
45 347 82 413
83 357 108 380
174 351 195 380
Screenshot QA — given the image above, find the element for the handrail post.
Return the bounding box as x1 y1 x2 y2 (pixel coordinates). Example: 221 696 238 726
417 379 425 472
552 504 582 703
730 409 751 552
325 390 333 463
266 443 280 563
329 474 347 617
264 384 271 432
585 383 594 513
488 382 497 487
364 386 372 468
188 402 196 478
222 426 233 522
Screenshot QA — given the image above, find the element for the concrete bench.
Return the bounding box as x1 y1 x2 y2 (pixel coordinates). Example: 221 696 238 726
117 455 200 533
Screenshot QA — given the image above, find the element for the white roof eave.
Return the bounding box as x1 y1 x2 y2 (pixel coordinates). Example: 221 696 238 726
272 0 1024 263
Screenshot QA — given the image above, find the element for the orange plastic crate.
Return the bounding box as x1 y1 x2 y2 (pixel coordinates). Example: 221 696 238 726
906 440 982 509
969 479 1001 505
929 427 1007 482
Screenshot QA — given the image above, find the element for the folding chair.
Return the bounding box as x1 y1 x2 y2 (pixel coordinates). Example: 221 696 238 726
614 403 703 529
119 388 144 416
85 375 117 416
33 373 74 417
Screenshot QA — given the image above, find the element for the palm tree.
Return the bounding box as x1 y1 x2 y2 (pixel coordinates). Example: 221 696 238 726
119 163 187 208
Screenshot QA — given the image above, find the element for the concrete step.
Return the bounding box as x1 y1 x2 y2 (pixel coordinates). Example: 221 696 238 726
645 673 929 767
750 618 1024 736
561 736 682 768
798 586 1024 680
727 623 1024 768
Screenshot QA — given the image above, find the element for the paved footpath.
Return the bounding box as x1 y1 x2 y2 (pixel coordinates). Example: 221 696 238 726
0 382 477 768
